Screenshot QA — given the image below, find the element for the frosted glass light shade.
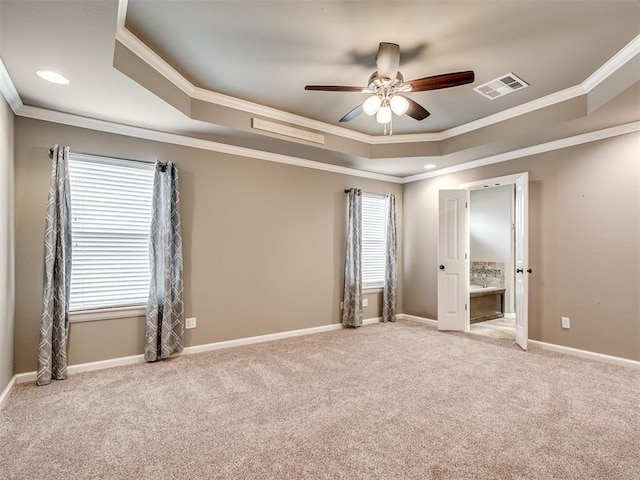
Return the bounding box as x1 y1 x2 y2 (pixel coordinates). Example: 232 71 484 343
390 95 409 116
376 105 392 124
363 95 382 116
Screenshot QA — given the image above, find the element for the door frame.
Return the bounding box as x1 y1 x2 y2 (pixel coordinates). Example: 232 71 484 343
459 172 529 347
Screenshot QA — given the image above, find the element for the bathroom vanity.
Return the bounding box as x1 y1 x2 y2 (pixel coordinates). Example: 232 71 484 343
469 287 505 323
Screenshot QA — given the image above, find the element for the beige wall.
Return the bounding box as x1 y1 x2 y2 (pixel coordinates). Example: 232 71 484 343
13 118 402 374
0 95 15 392
403 132 640 361
11 115 637 374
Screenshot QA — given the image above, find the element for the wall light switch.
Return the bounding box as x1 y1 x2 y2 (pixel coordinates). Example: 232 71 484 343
561 317 570 329
362 298 369 307
185 317 197 329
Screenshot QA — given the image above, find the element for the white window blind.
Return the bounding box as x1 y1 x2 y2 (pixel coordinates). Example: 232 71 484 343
67 153 155 312
362 193 388 289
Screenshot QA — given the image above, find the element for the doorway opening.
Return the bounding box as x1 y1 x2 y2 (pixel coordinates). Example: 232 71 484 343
460 172 529 350
467 184 515 342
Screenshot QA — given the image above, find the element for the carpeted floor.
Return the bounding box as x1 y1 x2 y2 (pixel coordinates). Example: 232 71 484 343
1 320 639 479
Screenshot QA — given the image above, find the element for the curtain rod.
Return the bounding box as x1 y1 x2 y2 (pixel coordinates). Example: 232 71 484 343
48 146 156 166
344 189 388 198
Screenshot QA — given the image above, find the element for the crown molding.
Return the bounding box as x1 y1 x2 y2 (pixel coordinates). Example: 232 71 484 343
116 0 128 31
3 3 638 183
115 26 196 97
401 121 640 183
114 1 640 147
0 57 23 114
369 85 588 144
3 46 637 185
583 33 640 92
16 105 403 183
15 102 638 187
441 85 587 139
114 2 372 144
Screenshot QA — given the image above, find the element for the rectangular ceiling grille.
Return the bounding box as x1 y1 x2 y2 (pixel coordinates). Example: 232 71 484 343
474 73 529 100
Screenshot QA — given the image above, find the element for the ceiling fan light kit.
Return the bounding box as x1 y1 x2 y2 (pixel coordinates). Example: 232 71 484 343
305 42 475 135
390 95 409 116
376 105 392 125
363 95 382 116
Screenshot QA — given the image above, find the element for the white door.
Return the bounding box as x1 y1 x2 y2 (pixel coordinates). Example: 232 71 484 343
514 174 529 350
438 190 469 331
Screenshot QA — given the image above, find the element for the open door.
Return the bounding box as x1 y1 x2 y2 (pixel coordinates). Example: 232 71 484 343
514 174 529 350
438 190 469 331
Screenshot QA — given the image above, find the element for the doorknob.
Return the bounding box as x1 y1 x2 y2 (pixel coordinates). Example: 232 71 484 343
439 265 445 270
527 268 533 274
516 268 523 273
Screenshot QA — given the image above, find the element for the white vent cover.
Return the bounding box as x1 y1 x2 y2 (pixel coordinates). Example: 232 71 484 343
474 73 528 100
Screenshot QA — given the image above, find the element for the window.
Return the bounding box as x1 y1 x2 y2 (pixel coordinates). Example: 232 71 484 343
361 193 388 289
67 153 155 312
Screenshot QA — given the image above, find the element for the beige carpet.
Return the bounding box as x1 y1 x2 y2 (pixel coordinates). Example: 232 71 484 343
1 320 638 479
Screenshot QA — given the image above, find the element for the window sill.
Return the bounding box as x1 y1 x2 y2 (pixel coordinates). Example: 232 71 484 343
70 306 146 323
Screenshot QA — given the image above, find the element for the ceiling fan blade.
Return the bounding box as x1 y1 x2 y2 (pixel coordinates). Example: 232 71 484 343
305 85 365 92
405 71 475 92
339 104 364 122
376 42 400 81
405 98 431 121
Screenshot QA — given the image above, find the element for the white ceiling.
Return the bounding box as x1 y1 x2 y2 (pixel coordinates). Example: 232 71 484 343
1 0 639 178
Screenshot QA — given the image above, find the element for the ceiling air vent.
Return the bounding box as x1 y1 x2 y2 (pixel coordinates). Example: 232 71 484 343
474 73 528 100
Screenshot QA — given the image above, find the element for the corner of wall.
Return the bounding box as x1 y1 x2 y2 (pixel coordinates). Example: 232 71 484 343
0 92 16 396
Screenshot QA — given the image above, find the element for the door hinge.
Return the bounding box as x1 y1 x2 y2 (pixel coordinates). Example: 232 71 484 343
465 304 468 310
465 202 468 208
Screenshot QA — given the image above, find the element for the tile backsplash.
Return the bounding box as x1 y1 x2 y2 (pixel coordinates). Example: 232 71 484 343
470 261 504 288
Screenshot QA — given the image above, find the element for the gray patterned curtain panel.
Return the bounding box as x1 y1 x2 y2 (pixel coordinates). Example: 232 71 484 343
37 145 72 386
343 188 362 327
145 161 185 362
382 194 397 323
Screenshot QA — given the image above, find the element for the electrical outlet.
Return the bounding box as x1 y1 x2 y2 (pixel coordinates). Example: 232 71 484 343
561 317 570 329
185 317 197 329
340 301 343 310
362 298 369 307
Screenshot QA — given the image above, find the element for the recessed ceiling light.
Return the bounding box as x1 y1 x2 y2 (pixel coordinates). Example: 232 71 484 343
424 164 437 169
36 70 70 85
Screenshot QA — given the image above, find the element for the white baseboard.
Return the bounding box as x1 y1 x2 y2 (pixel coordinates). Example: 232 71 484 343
12 317 385 386
397 313 437 326
7 314 636 405
398 314 640 370
182 318 383 355
14 353 147 385
528 340 640 370
362 317 383 325
504 313 516 319
0 375 17 410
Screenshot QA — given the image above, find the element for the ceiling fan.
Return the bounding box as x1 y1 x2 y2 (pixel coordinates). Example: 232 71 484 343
305 42 474 133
